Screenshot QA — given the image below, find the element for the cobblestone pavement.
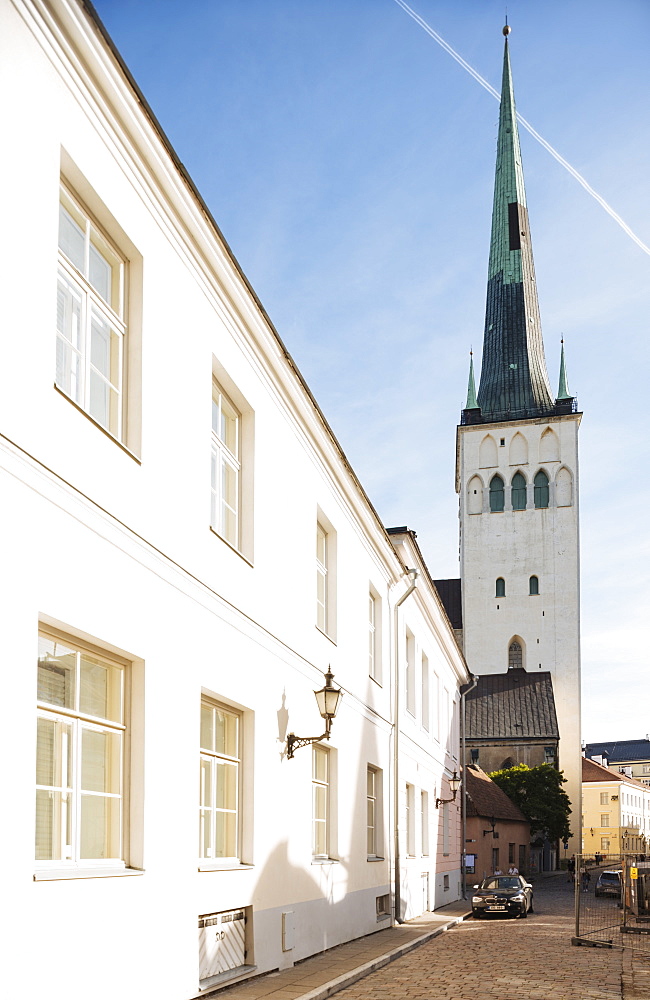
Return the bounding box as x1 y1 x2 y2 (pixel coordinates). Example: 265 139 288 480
335 877 623 1000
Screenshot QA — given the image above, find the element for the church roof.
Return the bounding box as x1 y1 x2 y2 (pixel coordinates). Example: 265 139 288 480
473 30 556 424
465 669 559 740
464 764 528 822
585 739 650 764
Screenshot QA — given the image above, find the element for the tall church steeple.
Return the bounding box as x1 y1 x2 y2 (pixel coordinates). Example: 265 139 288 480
475 26 555 422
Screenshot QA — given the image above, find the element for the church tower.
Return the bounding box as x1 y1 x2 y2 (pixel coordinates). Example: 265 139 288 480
456 27 582 850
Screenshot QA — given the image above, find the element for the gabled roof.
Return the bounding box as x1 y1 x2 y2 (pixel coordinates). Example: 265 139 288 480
464 765 528 823
585 739 650 764
433 578 462 630
465 669 558 740
582 756 649 791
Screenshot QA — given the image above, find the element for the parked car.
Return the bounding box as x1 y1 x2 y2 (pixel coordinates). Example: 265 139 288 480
594 870 622 898
472 875 534 918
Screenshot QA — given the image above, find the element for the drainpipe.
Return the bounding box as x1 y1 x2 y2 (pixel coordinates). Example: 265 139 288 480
460 674 479 899
392 568 418 924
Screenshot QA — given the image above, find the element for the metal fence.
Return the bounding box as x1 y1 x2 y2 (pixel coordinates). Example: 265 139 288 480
573 853 650 953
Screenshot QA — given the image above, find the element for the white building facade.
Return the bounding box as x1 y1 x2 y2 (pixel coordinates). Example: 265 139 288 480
0 2 468 997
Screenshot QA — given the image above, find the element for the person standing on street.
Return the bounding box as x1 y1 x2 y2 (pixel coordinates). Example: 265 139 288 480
582 869 591 892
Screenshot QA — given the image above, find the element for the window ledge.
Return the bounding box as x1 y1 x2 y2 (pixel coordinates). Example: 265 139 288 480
34 866 143 881
209 527 253 567
311 858 339 865
198 862 254 873
315 625 337 645
53 384 141 463
197 965 257 993
367 856 385 862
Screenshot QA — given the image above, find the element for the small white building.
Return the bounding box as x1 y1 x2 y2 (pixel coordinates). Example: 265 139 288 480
0 2 469 998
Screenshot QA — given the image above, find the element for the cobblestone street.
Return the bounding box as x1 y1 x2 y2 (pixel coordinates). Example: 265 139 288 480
334 878 622 1000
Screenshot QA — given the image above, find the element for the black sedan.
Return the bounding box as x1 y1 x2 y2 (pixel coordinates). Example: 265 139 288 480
471 875 534 918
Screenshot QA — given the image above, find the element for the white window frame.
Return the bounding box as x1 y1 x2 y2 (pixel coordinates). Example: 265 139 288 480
421 790 429 856
366 764 385 860
35 629 128 873
211 382 241 550
421 653 430 732
601 814 609 827
199 699 241 865
405 630 416 718
312 745 330 858
600 792 609 805
316 522 328 633
368 592 377 679
406 783 415 857
56 183 126 439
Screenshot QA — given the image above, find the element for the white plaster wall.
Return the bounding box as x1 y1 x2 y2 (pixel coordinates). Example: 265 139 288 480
0 3 468 998
458 416 582 850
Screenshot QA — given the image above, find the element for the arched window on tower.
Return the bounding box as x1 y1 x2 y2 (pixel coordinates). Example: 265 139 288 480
529 575 539 595
511 472 527 510
508 641 522 670
495 577 505 597
534 470 549 508
490 475 504 512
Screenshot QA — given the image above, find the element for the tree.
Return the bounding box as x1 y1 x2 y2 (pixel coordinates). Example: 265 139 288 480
488 763 572 842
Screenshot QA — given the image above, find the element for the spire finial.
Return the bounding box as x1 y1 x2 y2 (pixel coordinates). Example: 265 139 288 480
465 351 479 410
503 12 510 36
557 338 572 400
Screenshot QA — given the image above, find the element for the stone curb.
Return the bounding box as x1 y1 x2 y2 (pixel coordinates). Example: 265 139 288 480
295 911 473 1000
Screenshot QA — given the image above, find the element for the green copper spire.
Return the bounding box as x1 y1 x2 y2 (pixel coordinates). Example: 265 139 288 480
465 352 479 409
475 27 555 421
557 339 571 400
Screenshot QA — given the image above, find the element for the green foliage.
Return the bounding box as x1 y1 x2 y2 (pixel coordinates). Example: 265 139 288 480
488 763 572 842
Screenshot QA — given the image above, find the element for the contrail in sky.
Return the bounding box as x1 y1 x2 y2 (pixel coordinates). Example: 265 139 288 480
392 0 650 256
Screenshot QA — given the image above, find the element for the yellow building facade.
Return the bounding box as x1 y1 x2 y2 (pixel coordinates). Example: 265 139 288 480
582 757 650 859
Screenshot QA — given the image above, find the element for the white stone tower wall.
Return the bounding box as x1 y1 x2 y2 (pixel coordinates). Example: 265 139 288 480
457 414 582 848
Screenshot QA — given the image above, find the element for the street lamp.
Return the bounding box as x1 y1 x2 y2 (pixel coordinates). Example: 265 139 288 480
436 771 461 808
286 668 343 759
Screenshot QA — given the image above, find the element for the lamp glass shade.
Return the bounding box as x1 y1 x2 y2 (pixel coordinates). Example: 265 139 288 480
449 772 461 795
314 679 342 720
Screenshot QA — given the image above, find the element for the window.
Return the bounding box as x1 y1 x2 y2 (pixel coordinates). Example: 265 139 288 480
405 630 416 717
495 577 506 598
509 842 515 864
600 792 609 805
421 653 430 732
534 470 549 508
471 748 479 763
316 515 337 638
211 383 241 548
601 814 609 827
508 641 522 670
529 575 539 595
367 767 381 858
489 474 504 512
376 894 390 918
406 783 415 856
511 472 527 510
421 791 429 856
36 631 126 868
316 523 328 632
57 184 126 438
368 591 380 681
200 701 240 862
492 847 499 871
544 746 556 765
601 838 610 851
312 746 329 858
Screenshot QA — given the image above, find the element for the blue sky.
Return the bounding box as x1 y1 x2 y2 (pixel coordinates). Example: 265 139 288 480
92 0 650 742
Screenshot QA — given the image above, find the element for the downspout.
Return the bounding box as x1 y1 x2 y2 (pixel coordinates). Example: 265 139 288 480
460 674 479 899
392 568 419 924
